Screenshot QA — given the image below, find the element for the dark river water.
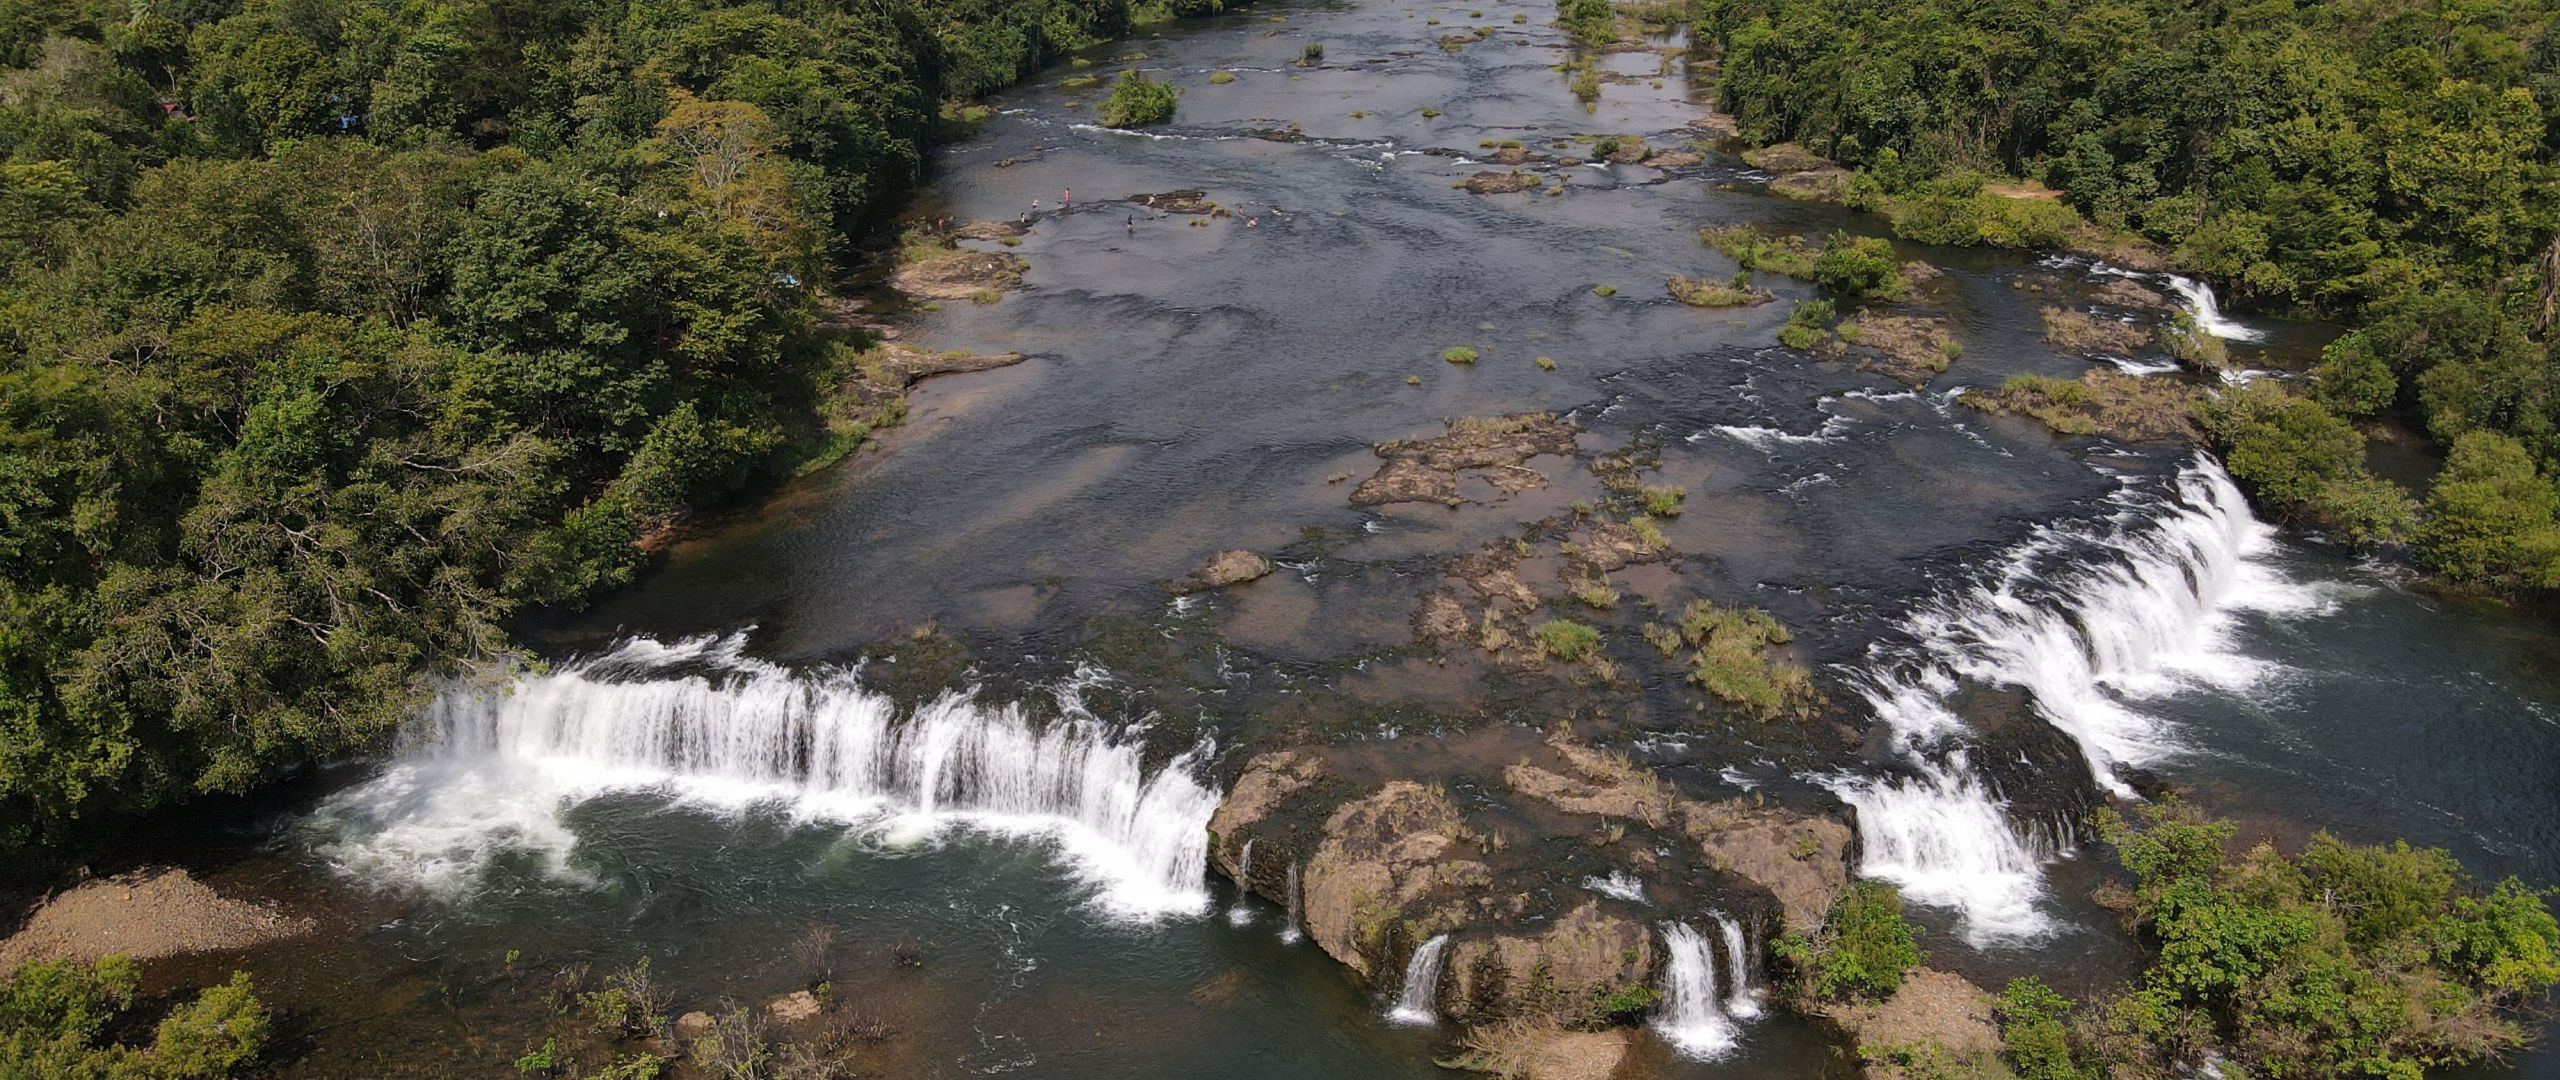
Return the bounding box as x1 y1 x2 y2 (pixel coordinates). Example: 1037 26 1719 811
147 1 2560 1077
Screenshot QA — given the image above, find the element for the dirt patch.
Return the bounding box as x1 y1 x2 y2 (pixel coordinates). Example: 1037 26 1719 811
1465 170 1540 195
1981 179 2061 200
1666 274 1773 308
891 246 1026 300
2040 305 2154 356
2063 224 2174 272
1965 368 2204 443
2091 277 2170 311
1740 142 1831 173
1769 167 1854 203
1566 520 1668 575
841 342 1028 409
1830 313 1955 385
1352 414 1579 507
1172 549 1273 594
1414 591 1473 642
1813 968 2004 1079
1446 1020 1633 1080
0 868 314 975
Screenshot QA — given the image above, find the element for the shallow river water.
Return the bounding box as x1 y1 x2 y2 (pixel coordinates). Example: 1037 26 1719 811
160 1 2560 1077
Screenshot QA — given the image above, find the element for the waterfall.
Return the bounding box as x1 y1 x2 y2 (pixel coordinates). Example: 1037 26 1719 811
2165 275 2265 342
1281 861 1304 943
1712 912 1761 1019
308 633 1223 920
1228 838 1257 927
1385 934 1452 1025
1838 458 2312 944
1655 923 1738 1059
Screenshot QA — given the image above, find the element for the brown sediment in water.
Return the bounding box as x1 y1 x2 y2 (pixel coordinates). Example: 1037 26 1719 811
1351 414 1580 508
1825 312 1955 386
0 867 314 976
2040 305 2156 356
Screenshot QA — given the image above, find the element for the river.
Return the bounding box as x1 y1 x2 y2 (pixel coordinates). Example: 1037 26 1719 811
140 1 2560 1077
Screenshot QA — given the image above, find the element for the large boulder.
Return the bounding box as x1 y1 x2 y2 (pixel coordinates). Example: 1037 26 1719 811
1302 781 1491 978
1443 901 1656 1025
1682 800 1853 935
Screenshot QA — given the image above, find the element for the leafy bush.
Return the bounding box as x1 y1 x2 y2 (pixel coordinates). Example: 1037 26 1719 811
1 957 268 1079
1440 346 1479 364
1995 977 2077 1080
1099 71 1179 128
1532 619 1600 662
2417 430 2560 590
1778 881 1920 1001
1639 485 1684 516
2196 383 2414 546
1778 299 1834 350
2090 802 2560 1080
1809 232 1906 299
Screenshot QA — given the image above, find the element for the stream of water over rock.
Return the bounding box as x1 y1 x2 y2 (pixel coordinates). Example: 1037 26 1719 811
137 1 2560 1077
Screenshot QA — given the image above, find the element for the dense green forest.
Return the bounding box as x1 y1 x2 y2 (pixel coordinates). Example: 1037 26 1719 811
1692 0 2560 589
0 0 1227 869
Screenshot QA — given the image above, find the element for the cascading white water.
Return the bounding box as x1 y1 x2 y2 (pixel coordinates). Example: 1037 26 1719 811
1656 922 1738 1059
308 633 1224 920
1281 861 1304 943
1385 934 1452 1025
1712 913 1761 1019
2165 275 2265 342
1839 458 2314 944
1228 838 1257 927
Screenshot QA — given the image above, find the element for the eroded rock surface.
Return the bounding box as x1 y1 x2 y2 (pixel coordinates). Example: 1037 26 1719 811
1174 549 1274 593
1813 968 2007 1080
1351 414 1579 507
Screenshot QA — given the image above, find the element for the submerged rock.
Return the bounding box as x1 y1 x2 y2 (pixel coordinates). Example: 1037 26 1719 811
1173 549 1274 593
891 247 1027 300
1464 170 1540 194
1350 413 1578 507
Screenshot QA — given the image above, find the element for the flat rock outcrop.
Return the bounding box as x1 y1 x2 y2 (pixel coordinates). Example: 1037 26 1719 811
1302 781 1490 979
1351 414 1578 507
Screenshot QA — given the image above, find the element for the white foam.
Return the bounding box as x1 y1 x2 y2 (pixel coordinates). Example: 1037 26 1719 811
308 636 1222 921
2165 275 2265 343
1582 870 1647 903
1386 934 1452 1025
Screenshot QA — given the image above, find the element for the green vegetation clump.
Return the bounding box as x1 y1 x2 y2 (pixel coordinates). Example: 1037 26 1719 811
1441 346 1479 364
1591 284 1617 298
1966 370 2200 444
1701 224 1816 278
1663 600 1819 721
2197 384 2416 548
1535 356 1557 370
1778 298 1835 350
1 957 268 1079
2418 431 2560 591
1531 619 1601 662
1300 42 1326 65
1208 70 1236 85
1638 485 1683 516
1776 881 1921 1001
1099 71 1180 128
1999 804 2560 1080
1808 232 1907 299
1558 0 1617 46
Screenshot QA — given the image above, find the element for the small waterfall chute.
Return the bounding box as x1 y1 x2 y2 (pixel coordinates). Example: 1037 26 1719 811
1228 838 1257 927
1655 922 1739 1059
1385 934 1452 1026
1712 912 1762 1019
2165 275 2265 343
1281 861 1304 943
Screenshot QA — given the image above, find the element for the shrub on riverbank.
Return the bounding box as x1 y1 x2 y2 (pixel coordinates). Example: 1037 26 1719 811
2005 804 2560 1080
1099 71 1179 127
2196 384 2416 547
1 957 268 1079
1776 882 1921 1001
